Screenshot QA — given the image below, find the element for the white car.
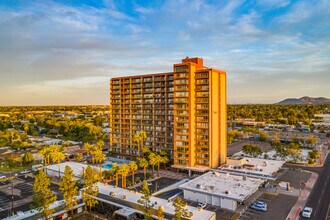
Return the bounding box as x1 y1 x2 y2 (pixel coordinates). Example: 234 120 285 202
0 176 6 179
302 207 313 218
197 202 207 209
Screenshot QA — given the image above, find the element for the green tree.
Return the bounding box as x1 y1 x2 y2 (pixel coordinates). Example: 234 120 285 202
94 149 106 175
134 130 147 157
172 197 189 220
129 161 138 187
59 166 78 219
157 206 164 220
287 143 302 162
138 158 149 180
258 132 268 142
33 170 57 219
118 164 130 188
137 180 153 220
110 163 120 187
51 145 66 179
306 135 316 148
83 165 99 213
22 151 34 165
148 153 157 177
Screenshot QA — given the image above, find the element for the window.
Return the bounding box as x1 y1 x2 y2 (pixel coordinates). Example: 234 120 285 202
175 66 188 72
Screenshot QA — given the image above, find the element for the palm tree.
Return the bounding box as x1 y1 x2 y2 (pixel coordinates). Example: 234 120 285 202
155 154 164 177
129 161 138 187
94 150 106 177
83 143 93 156
134 130 147 157
110 163 120 187
39 146 52 174
138 158 149 180
51 146 66 179
119 164 130 188
148 153 157 177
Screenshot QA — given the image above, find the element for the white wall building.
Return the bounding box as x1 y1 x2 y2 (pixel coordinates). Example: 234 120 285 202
179 171 263 211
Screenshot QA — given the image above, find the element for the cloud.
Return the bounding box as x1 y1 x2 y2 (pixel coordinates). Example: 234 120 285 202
0 0 329 105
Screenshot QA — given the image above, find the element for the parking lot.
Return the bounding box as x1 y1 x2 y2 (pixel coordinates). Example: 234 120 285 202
0 174 61 219
134 177 180 193
240 193 297 220
278 169 311 189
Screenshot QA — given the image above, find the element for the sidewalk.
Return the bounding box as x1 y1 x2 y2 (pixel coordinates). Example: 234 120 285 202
286 172 318 220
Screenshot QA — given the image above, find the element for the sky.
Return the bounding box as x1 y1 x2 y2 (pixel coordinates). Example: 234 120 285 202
0 0 329 106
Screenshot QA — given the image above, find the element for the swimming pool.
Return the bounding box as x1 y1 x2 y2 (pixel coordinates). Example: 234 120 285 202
102 163 113 169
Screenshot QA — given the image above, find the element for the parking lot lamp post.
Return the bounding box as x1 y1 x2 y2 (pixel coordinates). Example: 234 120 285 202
10 173 17 216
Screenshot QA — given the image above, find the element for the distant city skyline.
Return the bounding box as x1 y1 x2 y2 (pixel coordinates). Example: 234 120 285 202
0 0 329 106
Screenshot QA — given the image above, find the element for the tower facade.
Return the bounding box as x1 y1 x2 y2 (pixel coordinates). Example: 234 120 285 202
110 57 227 170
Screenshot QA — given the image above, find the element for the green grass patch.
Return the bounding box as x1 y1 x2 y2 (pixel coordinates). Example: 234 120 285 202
0 164 32 172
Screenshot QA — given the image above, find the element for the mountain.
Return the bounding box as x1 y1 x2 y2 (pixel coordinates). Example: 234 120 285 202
277 96 330 104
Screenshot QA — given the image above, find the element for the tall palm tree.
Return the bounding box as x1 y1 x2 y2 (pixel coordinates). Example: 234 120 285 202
110 163 120 187
133 130 147 157
120 164 130 188
94 150 106 177
155 154 163 177
129 161 138 186
51 146 66 179
83 143 93 156
148 153 157 177
39 146 51 174
138 158 149 180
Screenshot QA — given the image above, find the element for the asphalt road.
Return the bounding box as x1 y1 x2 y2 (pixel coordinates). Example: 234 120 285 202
302 153 330 220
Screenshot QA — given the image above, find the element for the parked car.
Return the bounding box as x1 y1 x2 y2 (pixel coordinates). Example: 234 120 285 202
20 169 31 174
0 176 6 179
302 207 313 218
197 202 207 209
255 201 268 208
250 203 267 212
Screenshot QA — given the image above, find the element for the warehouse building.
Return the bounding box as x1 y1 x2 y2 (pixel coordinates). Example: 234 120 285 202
179 171 264 211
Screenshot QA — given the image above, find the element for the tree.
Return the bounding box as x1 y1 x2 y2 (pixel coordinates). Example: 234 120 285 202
59 166 78 219
287 143 302 162
94 150 106 175
172 197 189 220
138 158 149 180
155 154 163 177
134 130 147 157
51 146 66 179
148 153 157 177
83 143 93 156
83 165 99 213
22 151 34 165
137 181 153 220
118 164 130 188
157 206 165 220
110 163 120 187
306 135 316 148
39 146 52 173
129 161 138 187
258 132 268 142
33 170 57 219
272 141 288 160
242 144 262 157
75 154 83 162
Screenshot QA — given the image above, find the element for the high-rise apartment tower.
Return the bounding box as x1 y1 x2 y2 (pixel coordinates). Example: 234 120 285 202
110 57 227 170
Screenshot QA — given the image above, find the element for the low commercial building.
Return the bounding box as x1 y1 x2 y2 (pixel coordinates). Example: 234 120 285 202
222 157 285 180
46 162 101 179
96 182 216 220
179 171 263 211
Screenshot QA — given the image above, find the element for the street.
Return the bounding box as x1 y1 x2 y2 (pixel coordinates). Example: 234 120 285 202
302 153 330 220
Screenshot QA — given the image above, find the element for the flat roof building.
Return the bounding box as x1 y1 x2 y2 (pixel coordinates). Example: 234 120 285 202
110 57 227 170
179 171 263 211
222 157 285 180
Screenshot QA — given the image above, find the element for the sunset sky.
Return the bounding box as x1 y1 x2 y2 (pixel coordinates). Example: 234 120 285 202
0 0 329 105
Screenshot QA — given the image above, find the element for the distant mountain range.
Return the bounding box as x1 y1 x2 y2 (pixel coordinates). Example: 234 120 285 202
277 96 330 104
